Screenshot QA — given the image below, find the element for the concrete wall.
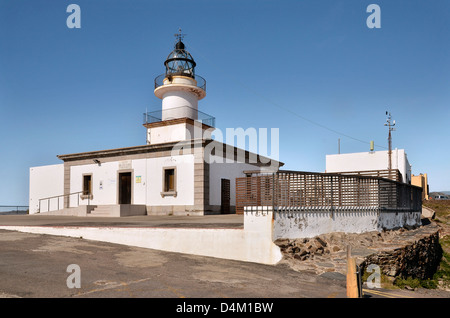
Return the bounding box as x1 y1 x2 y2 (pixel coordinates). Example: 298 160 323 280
0 211 283 265
378 211 422 230
29 144 277 216
161 90 198 117
29 164 64 214
209 155 267 208
147 123 190 145
272 209 422 239
326 149 411 183
144 155 195 206
70 161 119 207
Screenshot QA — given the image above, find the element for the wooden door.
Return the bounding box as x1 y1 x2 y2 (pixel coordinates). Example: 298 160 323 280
119 172 132 204
221 178 230 214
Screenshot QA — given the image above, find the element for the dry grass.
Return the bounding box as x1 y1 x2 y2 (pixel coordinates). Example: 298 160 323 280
423 200 450 223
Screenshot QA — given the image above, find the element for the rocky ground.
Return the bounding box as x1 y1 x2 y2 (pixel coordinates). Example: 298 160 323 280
275 218 450 296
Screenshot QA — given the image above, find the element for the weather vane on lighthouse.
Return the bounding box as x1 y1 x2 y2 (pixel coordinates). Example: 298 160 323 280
174 28 186 43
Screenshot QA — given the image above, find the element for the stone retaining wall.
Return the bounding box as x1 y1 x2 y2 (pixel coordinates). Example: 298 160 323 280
275 222 443 280
359 230 442 280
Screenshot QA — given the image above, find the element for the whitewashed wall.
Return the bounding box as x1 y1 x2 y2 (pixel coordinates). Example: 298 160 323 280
29 164 64 214
145 154 194 206
132 159 147 205
326 149 411 183
67 154 195 207
161 91 198 116
0 210 283 265
147 123 189 144
70 161 119 206
208 154 271 207
273 209 422 239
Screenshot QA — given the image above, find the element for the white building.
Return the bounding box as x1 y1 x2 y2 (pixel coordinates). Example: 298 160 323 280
29 36 282 216
325 148 412 184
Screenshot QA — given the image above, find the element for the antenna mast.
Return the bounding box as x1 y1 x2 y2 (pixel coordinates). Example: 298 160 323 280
384 111 396 171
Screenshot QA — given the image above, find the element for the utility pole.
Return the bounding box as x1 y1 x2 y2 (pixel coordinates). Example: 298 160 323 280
384 111 396 171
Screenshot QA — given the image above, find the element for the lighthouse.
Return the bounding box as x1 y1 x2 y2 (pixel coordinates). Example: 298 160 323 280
144 31 214 145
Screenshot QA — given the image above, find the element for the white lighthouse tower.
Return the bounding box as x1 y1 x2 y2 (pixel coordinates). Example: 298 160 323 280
144 31 214 145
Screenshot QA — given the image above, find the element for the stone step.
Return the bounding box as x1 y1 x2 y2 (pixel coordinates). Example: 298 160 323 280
89 206 115 217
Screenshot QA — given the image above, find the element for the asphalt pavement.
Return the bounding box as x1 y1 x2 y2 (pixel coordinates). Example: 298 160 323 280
1 214 447 304
0 228 347 299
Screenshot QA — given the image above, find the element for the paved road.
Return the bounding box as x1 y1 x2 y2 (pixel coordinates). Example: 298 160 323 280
0 229 347 299
1 215 447 304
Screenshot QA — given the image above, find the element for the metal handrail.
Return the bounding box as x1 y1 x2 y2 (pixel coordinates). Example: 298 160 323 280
38 191 86 213
143 105 215 127
0 206 29 214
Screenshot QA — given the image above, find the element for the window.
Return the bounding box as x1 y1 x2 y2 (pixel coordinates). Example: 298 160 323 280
165 169 174 192
161 167 177 197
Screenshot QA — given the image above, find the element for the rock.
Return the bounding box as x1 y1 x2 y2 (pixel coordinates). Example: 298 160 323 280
331 245 341 252
307 243 317 254
274 238 290 248
294 241 305 249
298 248 308 257
388 266 397 277
315 237 327 248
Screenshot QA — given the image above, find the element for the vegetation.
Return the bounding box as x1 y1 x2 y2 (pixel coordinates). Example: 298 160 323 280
423 200 450 223
392 200 450 290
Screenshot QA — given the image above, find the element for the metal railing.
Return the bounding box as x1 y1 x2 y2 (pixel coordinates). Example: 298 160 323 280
0 206 29 214
154 73 206 92
236 170 422 214
38 191 87 213
143 105 215 127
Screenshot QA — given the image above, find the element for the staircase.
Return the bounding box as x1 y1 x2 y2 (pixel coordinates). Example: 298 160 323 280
87 204 147 217
88 205 117 217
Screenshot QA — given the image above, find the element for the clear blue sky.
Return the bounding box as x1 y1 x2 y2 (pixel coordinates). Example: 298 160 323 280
0 0 449 205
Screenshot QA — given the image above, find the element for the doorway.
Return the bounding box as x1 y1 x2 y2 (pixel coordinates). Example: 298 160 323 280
221 178 230 214
119 172 132 204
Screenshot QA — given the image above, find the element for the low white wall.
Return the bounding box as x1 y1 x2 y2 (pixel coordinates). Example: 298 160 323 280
29 164 64 214
273 210 379 239
273 209 422 239
378 211 422 230
0 211 282 265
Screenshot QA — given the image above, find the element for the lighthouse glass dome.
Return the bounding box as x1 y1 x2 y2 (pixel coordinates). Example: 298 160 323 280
164 40 196 78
